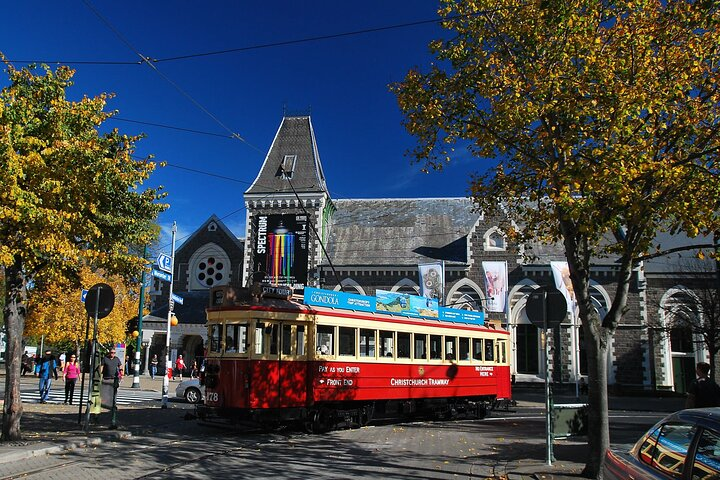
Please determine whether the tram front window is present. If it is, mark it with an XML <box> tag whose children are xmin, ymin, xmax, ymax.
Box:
<box><xmin>209</xmin><ymin>324</ymin><xmax>222</xmax><ymax>353</ymax></box>
<box><xmin>226</xmin><ymin>324</ymin><xmax>248</xmax><ymax>353</ymax></box>
<box><xmin>296</xmin><ymin>325</ymin><xmax>306</xmax><ymax>356</ymax></box>
<box><xmin>282</xmin><ymin>324</ymin><xmax>292</xmax><ymax>355</ymax></box>
<box><xmin>255</xmin><ymin>323</ymin><xmax>265</xmax><ymax>355</ymax></box>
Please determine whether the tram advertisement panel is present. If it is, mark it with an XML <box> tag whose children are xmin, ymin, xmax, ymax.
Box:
<box><xmin>376</xmin><ymin>289</ymin><xmax>439</xmax><ymax>319</ymax></box>
<box><xmin>254</xmin><ymin>214</ymin><xmax>309</xmax><ymax>286</ymax></box>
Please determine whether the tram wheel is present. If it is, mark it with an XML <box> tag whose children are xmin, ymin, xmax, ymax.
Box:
<box><xmin>303</xmin><ymin>410</ymin><xmax>319</xmax><ymax>434</ymax></box>
<box><xmin>314</xmin><ymin>407</ymin><xmax>334</xmax><ymax>433</ymax></box>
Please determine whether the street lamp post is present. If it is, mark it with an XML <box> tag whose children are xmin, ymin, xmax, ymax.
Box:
<box><xmin>132</xmin><ymin>245</ymin><xmax>148</xmax><ymax>389</ymax></box>
<box><xmin>161</xmin><ymin>222</ymin><xmax>177</xmax><ymax>408</ymax></box>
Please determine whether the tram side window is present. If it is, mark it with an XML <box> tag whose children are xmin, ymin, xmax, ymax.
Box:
<box><xmin>255</xmin><ymin>323</ymin><xmax>265</xmax><ymax>355</ymax></box>
<box><xmin>282</xmin><ymin>324</ymin><xmax>292</xmax><ymax>355</ymax></box>
<box><xmin>499</xmin><ymin>341</ymin><xmax>507</xmax><ymax>363</ymax></box>
<box><xmin>380</xmin><ymin>330</ymin><xmax>394</xmax><ymax>357</ymax></box>
<box><xmin>297</xmin><ymin>325</ymin><xmax>306</xmax><ymax>356</ymax></box>
<box><xmin>485</xmin><ymin>339</ymin><xmax>495</xmax><ymax>362</ymax></box>
<box><xmin>414</xmin><ymin>334</ymin><xmax>427</xmax><ymax>360</ymax></box>
<box><xmin>459</xmin><ymin>337</ymin><xmax>470</xmax><ymax>361</ymax></box>
<box><xmin>209</xmin><ymin>324</ymin><xmax>222</xmax><ymax>353</ymax></box>
<box><xmin>339</xmin><ymin>327</ymin><xmax>356</xmax><ymax>356</ymax></box>
<box><xmin>360</xmin><ymin>329</ymin><xmax>376</xmax><ymax>357</ymax></box>
<box><xmin>226</xmin><ymin>324</ymin><xmax>248</xmax><ymax>353</ymax></box>
<box><xmin>472</xmin><ymin>338</ymin><xmax>483</xmax><ymax>360</ymax></box>
<box><xmin>430</xmin><ymin>335</ymin><xmax>442</xmax><ymax>359</ymax></box>
<box><xmin>397</xmin><ymin>332</ymin><xmax>411</xmax><ymax>359</ymax></box>
<box><xmin>445</xmin><ymin>336</ymin><xmax>457</xmax><ymax>361</ymax></box>
<box><xmin>316</xmin><ymin>325</ymin><xmax>334</xmax><ymax>355</ymax></box>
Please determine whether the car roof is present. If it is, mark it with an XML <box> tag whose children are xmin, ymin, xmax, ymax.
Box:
<box><xmin>668</xmin><ymin>408</ymin><xmax>720</xmax><ymax>430</ymax></box>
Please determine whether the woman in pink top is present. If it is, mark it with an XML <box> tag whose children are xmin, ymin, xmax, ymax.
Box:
<box><xmin>63</xmin><ymin>354</ymin><xmax>81</xmax><ymax>405</ymax></box>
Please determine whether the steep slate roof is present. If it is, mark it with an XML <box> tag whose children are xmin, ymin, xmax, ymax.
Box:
<box><xmin>245</xmin><ymin>116</ymin><xmax>328</xmax><ymax>196</ymax></box>
<box><xmin>175</xmin><ymin>214</ymin><xmax>244</xmax><ymax>255</ymax></box>
<box><xmin>326</xmin><ymin>198</ymin><xmax>478</xmax><ymax>267</ymax></box>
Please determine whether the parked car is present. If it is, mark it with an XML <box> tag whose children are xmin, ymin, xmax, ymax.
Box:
<box><xmin>603</xmin><ymin>408</ymin><xmax>720</xmax><ymax>479</ymax></box>
<box><xmin>175</xmin><ymin>378</ymin><xmax>204</xmax><ymax>404</ymax></box>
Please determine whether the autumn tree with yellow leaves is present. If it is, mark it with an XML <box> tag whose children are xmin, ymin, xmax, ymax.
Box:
<box><xmin>0</xmin><ymin>61</ymin><xmax>166</xmax><ymax>441</ymax></box>
<box><xmin>26</xmin><ymin>267</ymin><xmax>144</xmax><ymax>352</ymax></box>
<box><xmin>393</xmin><ymin>0</ymin><xmax>720</xmax><ymax>477</ymax></box>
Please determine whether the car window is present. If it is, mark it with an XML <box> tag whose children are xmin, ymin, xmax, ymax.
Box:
<box><xmin>692</xmin><ymin>428</ymin><xmax>720</xmax><ymax>480</ymax></box>
<box><xmin>650</xmin><ymin>423</ymin><xmax>697</xmax><ymax>478</ymax></box>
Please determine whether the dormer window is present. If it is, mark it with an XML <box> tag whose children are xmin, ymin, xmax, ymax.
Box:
<box><xmin>278</xmin><ymin>155</ymin><xmax>297</xmax><ymax>179</ymax></box>
<box><xmin>484</xmin><ymin>227</ymin><xmax>506</xmax><ymax>251</ymax></box>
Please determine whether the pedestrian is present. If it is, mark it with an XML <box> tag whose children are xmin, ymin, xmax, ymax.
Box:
<box><xmin>175</xmin><ymin>354</ymin><xmax>186</xmax><ymax>380</ymax></box>
<box><xmin>686</xmin><ymin>362</ymin><xmax>720</xmax><ymax>408</ymax></box>
<box><xmin>59</xmin><ymin>352</ymin><xmax>66</xmax><ymax>370</ymax></box>
<box><xmin>21</xmin><ymin>351</ymin><xmax>31</xmax><ymax>376</ymax></box>
<box><xmin>190</xmin><ymin>360</ymin><xmax>198</xmax><ymax>378</ymax></box>
<box><xmin>150</xmin><ymin>354</ymin><xmax>158</xmax><ymax>379</ymax></box>
<box><xmin>100</xmin><ymin>348</ymin><xmax>123</xmax><ymax>381</ymax></box>
<box><xmin>34</xmin><ymin>350</ymin><xmax>58</xmax><ymax>403</ymax></box>
<box><xmin>62</xmin><ymin>354</ymin><xmax>81</xmax><ymax>405</ymax></box>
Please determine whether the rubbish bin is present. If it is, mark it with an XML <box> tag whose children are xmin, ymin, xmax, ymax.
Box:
<box><xmin>551</xmin><ymin>403</ymin><xmax>588</xmax><ymax>438</ymax></box>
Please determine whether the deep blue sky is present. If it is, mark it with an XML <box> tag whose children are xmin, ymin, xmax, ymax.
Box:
<box><xmin>1</xmin><ymin>1</ymin><xmax>480</xmax><ymax>251</ymax></box>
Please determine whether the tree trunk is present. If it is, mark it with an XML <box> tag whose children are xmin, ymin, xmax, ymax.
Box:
<box><xmin>582</xmin><ymin>311</ymin><xmax>610</xmax><ymax>478</ymax></box>
<box><xmin>2</xmin><ymin>259</ymin><xmax>27</xmax><ymax>441</ymax></box>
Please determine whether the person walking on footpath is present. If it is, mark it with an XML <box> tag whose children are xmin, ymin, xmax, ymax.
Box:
<box><xmin>34</xmin><ymin>350</ymin><xmax>58</xmax><ymax>403</ymax></box>
<box><xmin>175</xmin><ymin>355</ymin><xmax>186</xmax><ymax>380</ymax></box>
<box><xmin>150</xmin><ymin>354</ymin><xmax>158</xmax><ymax>379</ymax></box>
<box><xmin>62</xmin><ymin>354</ymin><xmax>81</xmax><ymax>405</ymax></box>
<box><xmin>686</xmin><ymin>362</ymin><xmax>720</xmax><ymax>408</ymax></box>
<box><xmin>100</xmin><ymin>348</ymin><xmax>123</xmax><ymax>381</ymax></box>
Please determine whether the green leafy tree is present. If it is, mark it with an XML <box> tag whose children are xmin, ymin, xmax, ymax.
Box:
<box><xmin>392</xmin><ymin>0</ymin><xmax>720</xmax><ymax>476</ymax></box>
<box><xmin>0</xmin><ymin>60</ymin><xmax>166</xmax><ymax>440</ymax></box>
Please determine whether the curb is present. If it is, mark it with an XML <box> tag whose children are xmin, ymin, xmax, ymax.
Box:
<box><xmin>0</xmin><ymin>430</ymin><xmax>133</xmax><ymax>465</ymax></box>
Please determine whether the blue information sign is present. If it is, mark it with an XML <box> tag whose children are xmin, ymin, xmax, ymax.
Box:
<box><xmin>152</xmin><ymin>269</ymin><xmax>172</xmax><ymax>282</ymax></box>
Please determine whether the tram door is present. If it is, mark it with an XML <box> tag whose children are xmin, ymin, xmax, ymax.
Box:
<box><xmin>253</xmin><ymin>321</ymin><xmax>307</xmax><ymax>409</ymax></box>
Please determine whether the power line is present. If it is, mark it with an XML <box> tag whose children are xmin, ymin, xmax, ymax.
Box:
<box><xmin>111</xmin><ymin>117</ymin><xmax>235</xmax><ymax>139</ymax></box>
<box><xmin>81</xmin><ymin>0</ymin><xmax>263</xmax><ymax>155</ymax></box>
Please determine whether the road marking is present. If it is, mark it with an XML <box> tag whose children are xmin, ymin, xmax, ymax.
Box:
<box><xmin>21</xmin><ymin>387</ymin><xmax>161</xmax><ymax>405</ymax></box>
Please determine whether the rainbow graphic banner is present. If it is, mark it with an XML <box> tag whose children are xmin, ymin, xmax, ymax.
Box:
<box><xmin>254</xmin><ymin>214</ymin><xmax>309</xmax><ymax>287</ymax></box>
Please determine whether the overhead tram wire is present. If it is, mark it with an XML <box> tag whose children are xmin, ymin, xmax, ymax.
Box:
<box><xmin>9</xmin><ymin>6</ymin><xmax>524</xmax><ymax>67</ymax></box>
<box><xmin>81</xmin><ymin>0</ymin><xmax>264</xmax><ymax>156</ymax></box>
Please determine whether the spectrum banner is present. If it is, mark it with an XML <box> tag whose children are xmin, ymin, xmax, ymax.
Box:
<box><xmin>254</xmin><ymin>214</ymin><xmax>309</xmax><ymax>287</ymax></box>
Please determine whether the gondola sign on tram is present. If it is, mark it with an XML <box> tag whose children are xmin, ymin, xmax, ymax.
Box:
<box><xmin>525</xmin><ymin>286</ymin><xmax>567</xmax><ymax>329</ymax></box>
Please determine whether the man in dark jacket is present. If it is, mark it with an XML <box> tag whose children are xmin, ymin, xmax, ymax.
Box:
<box><xmin>34</xmin><ymin>350</ymin><xmax>58</xmax><ymax>403</ymax></box>
<box><xmin>686</xmin><ymin>362</ymin><xmax>720</xmax><ymax>408</ymax></box>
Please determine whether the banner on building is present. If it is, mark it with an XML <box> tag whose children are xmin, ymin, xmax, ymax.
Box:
<box><xmin>418</xmin><ymin>262</ymin><xmax>445</xmax><ymax>304</ymax></box>
<box><xmin>550</xmin><ymin>261</ymin><xmax>576</xmax><ymax>313</ymax></box>
<box><xmin>254</xmin><ymin>214</ymin><xmax>309</xmax><ymax>287</ymax></box>
<box><xmin>482</xmin><ymin>261</ymin><xmax>508</xmax><ymax>313</ymax></box>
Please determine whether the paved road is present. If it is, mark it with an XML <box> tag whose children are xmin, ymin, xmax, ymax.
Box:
<box><xmin>0</xmin><ymin>402</ymin><xmax>668</xmax><ymax>480</ymax></box>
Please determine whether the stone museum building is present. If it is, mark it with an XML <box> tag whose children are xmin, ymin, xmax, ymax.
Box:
<box><xmin>142</xmin><ymin>115</ymin><xmax>716</xmax><ymax>394</ymax></box>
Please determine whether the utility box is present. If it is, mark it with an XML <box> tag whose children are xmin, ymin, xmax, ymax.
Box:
<box><xmin>552</xmin><ymin>403</ymin><xmax>588</xmax><ymax>438</ymax></box>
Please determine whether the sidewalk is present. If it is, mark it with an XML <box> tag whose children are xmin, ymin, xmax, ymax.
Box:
<box><xmin>0</xmin><ymin>376</ymin><xmax>686</xmax><ymax>479</ymax></box>
<box><xmin>0</xmin><ymin>373</ymin><xmax>191</xmax><ymax>464</ymax></box>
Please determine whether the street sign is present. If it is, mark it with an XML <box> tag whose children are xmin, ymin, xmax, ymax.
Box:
<box><xmin>81</xmin><ymin>289</ymin><xmax>88</xmax><ymax>303</ymax></box>
<box><xmin>156</xmin><ymin>253</ymin><xmax>172</xmax><ymax>273</ymax></box>
<box><xmin>171</xmin><ymin>293</ymin><xmax>184</xmax><ymax>305</ymax></box>
<box><xmin>84</xmin><ymin>283</ymin><xmax>115</xmax><ymax>319</ymax></box>
<box><xmin>526</xmin><ymin>286</ymin><xmax>567</xmax><ymax>329</ymax></box>
<box><xmin>152</xmin><ymin>269</ymin><xmax>172</xmax><ymax>282</ymax></box>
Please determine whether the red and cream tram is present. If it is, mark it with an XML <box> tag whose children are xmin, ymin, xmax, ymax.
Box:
<box><xmin>198</xmin><ymin>285</ymin><xmax>512</xmax><ymax>432</ymax></box>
